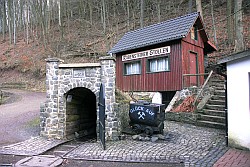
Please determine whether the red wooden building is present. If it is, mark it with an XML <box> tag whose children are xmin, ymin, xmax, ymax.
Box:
<box><xmin>109</xmin><ymin>12</ymin><xmax>216</xmax><ymax>104</ymax></box>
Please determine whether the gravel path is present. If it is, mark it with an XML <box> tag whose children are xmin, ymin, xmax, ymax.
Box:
<box><xmin>0</xmin><ymin>89</ymin><xmax>46</xmax><ymax>146</ymax></box>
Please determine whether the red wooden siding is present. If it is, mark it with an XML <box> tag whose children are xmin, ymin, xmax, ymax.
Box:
<box><xmin>181</xmin><ymin>30</ymin><xmax>205</xmax><ymax>87</ymax></box>
<box><xmin>114</xmin><ymin>17</ymin><xmax>211</xmax><ymax>92</ymax></box>
<box><xmin>116</xmin><ymin>42</ymin><xmax>183</xmax><ymax>92</ymax></box>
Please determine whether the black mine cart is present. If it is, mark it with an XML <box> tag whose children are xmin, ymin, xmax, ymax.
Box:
<box><xmin>129</xmin><ymin>101</ymin><xmax>165</xmax><ymax>135</ymax></box>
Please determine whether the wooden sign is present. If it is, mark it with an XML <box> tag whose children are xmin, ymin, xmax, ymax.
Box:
<box><xmin>122</xmin><ymin>46</ymin><xmax>170</xmax><ymax>61</ymax></box>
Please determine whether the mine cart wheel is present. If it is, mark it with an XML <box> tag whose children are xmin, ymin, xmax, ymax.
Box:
<box><xmin>159</xmin><ymin>128</ymin><xmax>163</xmax><ymax>134</ymax></box>
<box><xmin>159</xmin><ymin>124</ymin><xmax>164</xmax><ymax>134</ymax></box>
<box><xmin>132</xmin><ymin>124</ymin><xmax>141</xmax><ymax>134</ymax></box>
<box><xmin>144</xmin><ymin>126</ymin><xmax>154</xmax><ymax>136</ymax></box>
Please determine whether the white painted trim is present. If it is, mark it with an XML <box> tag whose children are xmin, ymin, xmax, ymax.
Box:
<box><xmin>59</xmin><ymin>63</ymin><xmax>101</xmax><ymax>68</ymax></box>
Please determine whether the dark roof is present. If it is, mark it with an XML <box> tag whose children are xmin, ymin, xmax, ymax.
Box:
<box><xmin>109</xmin><ymin>12</ymin><xmax>203</xmax><ymax>54</ymax></box>
<box><xmin>218</xmin><ymin>49</ymin><xmax>250</xmax><ymax>64</ymax></box>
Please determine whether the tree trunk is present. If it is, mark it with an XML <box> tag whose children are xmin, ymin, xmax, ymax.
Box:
<box><xmin>189</xmin><ymin>0</ymin><xmax>193</xmax><ymax>13</ymax></box>
<box><xmin>196</xmin><ymin>0</ymin><xmax>203</xmax><ymax>20</ymax></box>
<box><xmin>0</xmin><ymin>2</ymin><xmax>3</xmax><ymax>37</ymax></box>
<box><xmin>101</xmin><ymin>0</ymin><xmax>106</xmax><ymax>34</ymax></box>
<box><xmin>227</xmin><ymin>0</ymin><xmax>233</xmax><ymax>44</ymax></box>
<box><xmin>39</xmin><ymin>0</ymin><xmax>47</xmax><ymax>47</ymax></box>
<box><xmin>89</xmin><ymin>1</ymin><xmax>93</xmax><ymax>25</ymax></box>
<box><xmin>126</xmin><ymin>0</ymin><xmax>130</xmax><ymax>30</ymax></box>
<box><xmin>13</xmin><ymin>0</ymin><xmax>16</xmax><ymax>45</ymax></box>
<box><xmin>234</xmin><ymin>0</ymin><xmax>244</xmax><ymax>52</ymax></box>
<box><xmin>7</xmin><ymin>0</ymin><xmax>13</xmax><ymax>44</ymax></box>
<box><xmin>140</xmin><ymin>0</ymin><xmax>144</xmax><ymax>28</ymax></box>
<box><xmin>58</xmin><ymin>0</ymin><xmax>64</xmax><ymax>40</ymax></box>
<box><xmin>2</xmin><ymin>0</ymin><xmax>7</xmax><ymax>40</ymax></box>
<box><xmin>210</xmin><ymin>0</ymin><xmax>217</xmax><ymax>46</ymax></box>
<box><xmin>101</xmin><ymin>0</ymin><xmax>108</xmax><ymax>50</ymax></box>
<box><xmin>25</xmin><ymin>0</ymin><xmax>29</xmax><ymax>44</ymax></box>
<box><xmin>58</xmin><ymin>0</ymin><xmax>61</xmax><ymax>27</ymax></box>
<box><xmin>157</xmin><ymin>0</ymin><xmax>161</xmax><ymax>22</ymax></box>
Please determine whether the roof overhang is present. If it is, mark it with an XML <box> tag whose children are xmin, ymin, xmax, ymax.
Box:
<box><xmin>109</xmin><ymin>12</ymin><xmax>200</xmax><ymax>54</ymax></box>
<box><xmin>218</xmin><ymin>49</ymin><xmax>250</xmax><ymax>64</ymax></box>
<box><xmin>204</xmin><ymin>40</ymin><xmax>217</xmax><ymax>54</ymax></box>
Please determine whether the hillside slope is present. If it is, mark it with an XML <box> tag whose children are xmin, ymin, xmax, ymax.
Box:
<box><xmin>0</xmin><ymin>0</ymin><xmax>249</xmax><ymax>91</ymax></box>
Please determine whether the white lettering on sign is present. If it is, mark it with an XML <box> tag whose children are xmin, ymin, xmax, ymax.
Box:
<box><xmin>138</xmin><ymin>111</ymin><xmax>145</xmax><ymax>119</ymax></box>
<box><xmin>145</xmin><ymin>108</ymin><xmax>154</xmax><ymax>116</ymax></box>
<box><xmin>73</xmin><ymin>69</ymin><xmax>85</xmax><ymax>78</ymax></box>
<box><xmin>130</xmin><ymin>106</ymin><xmax>155</xmax><ymax>117</ymax></box>
<box><xmin>130</xmin><ymin>106</ymin><xmax>145</xmax><ymax>113</ymax></box>
<box><xmin>122</xmin><ymin>46</ymin><xmax>170</xmax><ymax>61</ymax></box>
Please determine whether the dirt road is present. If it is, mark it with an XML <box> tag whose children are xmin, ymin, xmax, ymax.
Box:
<box><xmin>0</xmin><ymin>89</ymin><xmax>46</xmax><ymax>146</ymax></box>
<box><xmin>0</xmin><ymin>90</ymin><xmax>183</xmax><ymax>167</ymax></box>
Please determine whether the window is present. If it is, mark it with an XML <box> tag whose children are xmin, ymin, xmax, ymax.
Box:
<box><xmin>147</xmin><ymin>56</ymin><xmax>170</xmax><ymax>73</ymax></box>
<box><xmin>124</xmin><ymin>61</ymin><xmax>141</xmax><ymax>75</ymax></box>
<box><xmin>191</xmin><ymin>25</ymin><xmax>198</xmax><ymax>40</ymax></box>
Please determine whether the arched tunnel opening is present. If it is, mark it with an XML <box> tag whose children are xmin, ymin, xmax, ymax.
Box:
<box><xmin>65</xmin><ymin>87</ymin><xmax>97</xmax><ymax>140</ymax></box>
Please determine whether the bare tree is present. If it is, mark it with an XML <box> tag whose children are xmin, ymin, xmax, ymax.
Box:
<box><xmin>234</xmin><ymin>0</ymin><xmax>244</xmax><ymax>52</ymax></box>
<box><xmin>24</xmin><ymin>0</ymin><xmax>30</xmax><ymax>44</ymax></box>
<box><xmin>210</xmin><ymin>0</ymin><xmax>217</xmax><ymax>46</ymax></box>
<box><xmin>126</xmin><ymin>0</ymin><xmax>130</xmax><ymax>30</ymax></box>
<box><xmin>1</xmin><ymin>0</ymin><xmax>7</xmax><ymax>41</ymax></box>
<box><xmin>7</xmin><ymin>0</ymin><xmax>13</xmax><ymax>44</ymax></box>
<box><xmin>189</xmin><ymin>0</ymin><xmax>193</xmax><ymax>13</ymax></box>
<box><xmin>57</xmin><ymin>0</ymin><xmax>64</xmax><ymax>40</ymax></box>
<box><xmin>226</xmin><ymin>0</ymin><xmax>234</xmax><ymax>45</ymax></box>
<box><xmin>196</xmin><ymin>0</ymin><xmax>203</xmax><ymax>20</ymax></box>
<box><xmin>89</xmin><ymin>1</ymin><xmax>93</xmax><ymax>25</ymax></box>
<box><xmin>13</xmin><ymin>0</ymin><xmax>16</xmax><ymax>45</ymax></box>
<box><xmin>140</xmin><ymin>0</ymin><xmax>144</xmax><ymax>28</ymax></box>
<box><xmin>156</xmin><ymin>0</ymin><xmax>161</xmax><ymax>22</ymax></box>
<box><xmin>101</xmin><ymin>0</ymin><xmax>106</xmax><ymax>33</ymax></box>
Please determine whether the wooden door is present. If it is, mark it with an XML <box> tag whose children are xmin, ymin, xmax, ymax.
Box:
<box><xmin>189</xmin><ymin>52</ymin><xmax>198</xmax><ymax>86</ymax></box>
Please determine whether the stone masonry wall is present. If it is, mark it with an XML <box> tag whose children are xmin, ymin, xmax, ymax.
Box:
<box><xmin>100</xmin><ymin>56</ymin><xmax>117</xmax><ymax>140</ymax></box>
<box><xmin>40</xmin><ymin>58</ymin><xmax>61</xmax><ymax>139</ymax></box>
<box><xmin>40</xmin><ymin>56</ymin><xmax>118</xmax><ymax>140</ymax></box>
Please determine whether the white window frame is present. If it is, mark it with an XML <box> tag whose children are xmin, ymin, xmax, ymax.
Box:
<box><xmin>124</xmin><ymin>61</ymin><xmax>141</xmax><ymax>75</ymax></box>
<box><xmin>147</xmin><ymin>56</ymin><xmax>170</xmax><ymax>73</ymax></box>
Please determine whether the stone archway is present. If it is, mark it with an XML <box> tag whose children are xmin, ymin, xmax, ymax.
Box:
<box><xmin>65</xmin><ymin>87</ymin><xmax>97</xmax><ymax>140</ymax></box>
<box><xmin>40</xmin><ymin>57</ymin><xmax>118</xmax><ymax>141</ymax></box>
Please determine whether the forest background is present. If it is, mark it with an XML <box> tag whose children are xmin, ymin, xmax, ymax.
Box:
<box><xmin>0</xmin><ymin>0</ymin><xmax>249</xmax><ymax>91</ymax></box>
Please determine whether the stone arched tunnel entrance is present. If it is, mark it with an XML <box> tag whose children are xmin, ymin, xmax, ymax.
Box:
<box><xmin>65</xmin><ymin>87</ymin><xmax>97</xmax><ymax>139</ymax></box>
<box><xmin>40</xmin><ymin>56</ymin><xmax>118</xmax><ymax>141</ymax></box>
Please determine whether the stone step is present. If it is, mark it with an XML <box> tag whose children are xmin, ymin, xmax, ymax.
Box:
<box><xmin>201</xmin><ymin>109</ymin><xmax>226</xmax><ymax>117</ymax></box>
<box><xmin>207</xmin><ymin>99</ymin><xmax>225</xmax><ymax>105</ymax></box>
<box><xmin>213</xmin><ymin>90</ymin><xmax>226</xmax><ymax>96</ymax></box>
<box><xmin>199</xmin><ymin>114</ymin><xmax>225</xmax><ymax>123</ymax></box>
<box><xmin>205</xmin><ymin>104</ymin><xmax>225</xmax><ymax>110</ymax></box>
<box><xmin>211</xmin><ymin>80</ymin><xmax>225</xmax><ymax>85</ymax></box>
<box><xmin>211</xmin><ymin>80</ymin><xmax>225</xmax><ymax>84</ymax></box>
<box><xmin>210</xmin><ymin>79</ymin><xmax>225</xmax><ymax>83</ymax></box>
<box><xmin>211</xmin><ymin>95</ymin><xmax>225</xmax><ymax>100</ymax></box>
<box><xmin>197</xmin><ymin>120</ymin><xmax>225</xmax><ymax>129</ymax></box>
<box><xmin>211</xmin><ymin>85</ymin><xmax>225</xmax><ymax>90</ymax></box>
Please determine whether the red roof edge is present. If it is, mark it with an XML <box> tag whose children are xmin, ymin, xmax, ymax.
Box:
<box><xmin>204</xmin><ymin>40</ymin><xmax>217</xmax><ymax>54</ymax></box>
